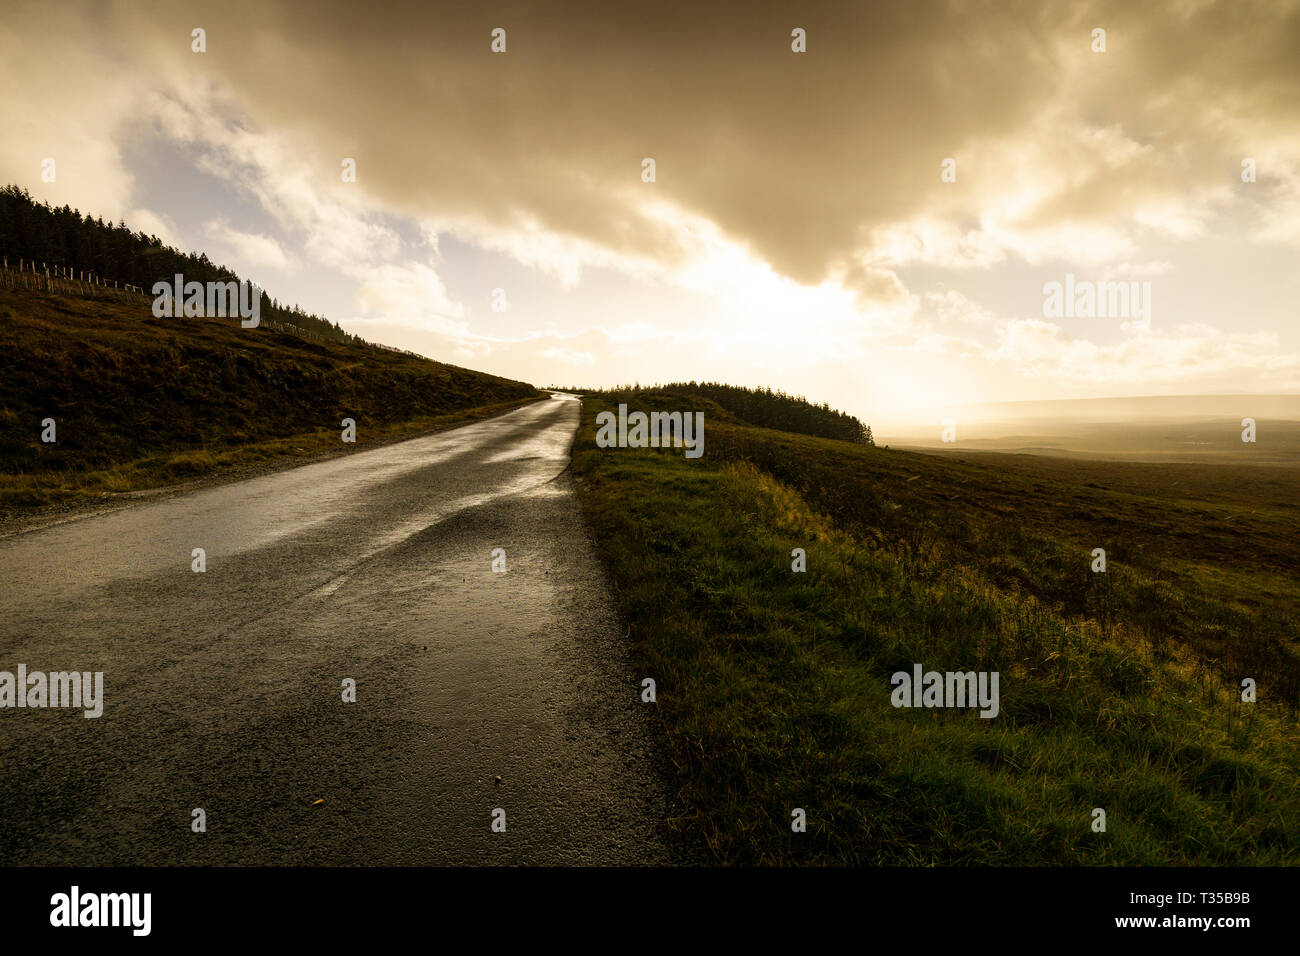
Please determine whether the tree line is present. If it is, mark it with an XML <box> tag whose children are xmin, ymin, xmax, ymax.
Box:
<box><xmin>574</xmin><ymin>380</ymin><xmax>874</xmax><ymax>444</ymax></box>
<box><xmin>0</xmin><ymin>184</ymin><xmax>361</xmax><ymax>345</ymax></box>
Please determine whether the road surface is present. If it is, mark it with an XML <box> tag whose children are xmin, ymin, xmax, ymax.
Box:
<box><xmin>0</xmin><ymin>394</ymin><xmax>687</xmax><ymax>865</ymax></box>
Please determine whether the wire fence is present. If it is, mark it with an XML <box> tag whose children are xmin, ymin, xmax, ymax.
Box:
<box><xmin>0</xmin><ymin>256</ymin><xmax>146</xmax><ymax>301</ymax></box>
<box><xmin>0</xmin><ymin>255</ymin><xmax>429</xmax><ymax>358</ymax></box>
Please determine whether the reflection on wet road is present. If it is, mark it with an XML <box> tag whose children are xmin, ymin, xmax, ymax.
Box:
<box><xmin>0</xmin><ymin>394</ymin><xmax>684</xmax><ymax>865</ymax></box>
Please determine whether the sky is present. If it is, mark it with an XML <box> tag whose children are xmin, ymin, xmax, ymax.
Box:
<box><xmin>3</xmin><ymin>0</ymin><xmax>1299</xmax><ymax>428</ymax></box>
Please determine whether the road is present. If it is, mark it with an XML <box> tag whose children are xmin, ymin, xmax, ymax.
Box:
<box><xmin>0</xmin><ymin>394</ymin><xmax>687</xmax><ymax>865</ymax></box>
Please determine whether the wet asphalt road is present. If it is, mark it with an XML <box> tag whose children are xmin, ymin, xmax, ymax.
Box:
<box><xmin>0</xmin><ymin>394</ymin><xmax>687</xmax><ymax>865</ymax></box>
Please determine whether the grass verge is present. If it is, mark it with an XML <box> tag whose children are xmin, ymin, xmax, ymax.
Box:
<box><xmin>572</xmin><ymin>394</ymin><xmax>1300</xmax><ymax>865</ymax></box>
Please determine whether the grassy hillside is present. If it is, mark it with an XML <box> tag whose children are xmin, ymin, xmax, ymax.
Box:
<box><xmin>572</xmin><ymin>390</ymin><xmax>1300</xmax><ymax>865</ymax></box>
<box><xmin>579</xmin><ymin>382</ymin><xmax>872</xmax><ymax>443</ymax></box>
<box><xmin>582</xmin><ymin>382</ymin><xmax>873</xmax><ymax>444</ymax></box>
<box><xmin>1</xmin><ymin>184</ymin><xmax>359</xmax><ymax>344</ymax></box>
<box><xmin>0</xmin><ymin>287</ymin><xmax>542</xmax><ymax>510</ymax></box>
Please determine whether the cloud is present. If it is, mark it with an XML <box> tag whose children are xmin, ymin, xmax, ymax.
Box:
<box><xmin>987</xmin><ymin>318</ymin><xmax>1300</xmax><ymax>388</ymax></box>
<box><xmin>13</xmin><ymin>1</ymin><xmax>1300</xmax><ymax>278</ymax></box>
<box><xmin>924</xmin><ymin>290</ymin><xmax>1000</xmax><ymax>330</ymax></box>
<box><xmin>204</xmin><ymin>219</ymin><xmax>294</xmax><ymax>273</ymax></box>
<box><xmin>144</xmin><ymin>87</ymin><xmax>404</xmax><ymax>272</ymax></box>
<box><xmin>349</xmin><ymin>261</ymin><xmax>467</xmax><ymax>335</ymax></box>
<box><xmin>4</xmin><ymin>0</ymin><xmax>1300</xmax><ymax>406</ymax></box>
<box><xmin>128</xmin><ymin>208</ymin><xmax>183</xmax><ymax>249</ymax></box>
<box><xmin>539</xmin><ymin>346</ymin><xmax>597</xmax><ymax>366</ymax></box>
<box><xmin>15</xmin><ymin>1</ymin><xmax>1300</xmax><ymax>283</ymax></box>
<box><xmin>0</xmin><ymin>4</ymin><xmax>138</xmax><ymax>218</ymax></box>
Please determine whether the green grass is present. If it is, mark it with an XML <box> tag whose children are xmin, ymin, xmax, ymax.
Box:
<box><xmin>572</xmin><ymin>391</ymin><xmax>1300</xmax><ymax>865</ymax></box>
<box><xmin>0</xmin><ymin>288</ymin><xmax>544</xmax><ymax>508</ymax></box>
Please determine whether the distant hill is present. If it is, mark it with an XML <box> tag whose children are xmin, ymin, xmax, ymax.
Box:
<box><xmin>876</xmin><ymin>394</ymin><xmax>1300</xmax><ymax>464</ymax></box>
<box><xmin>884</xmin><ymin>393</ymin><xmax>1300</xmax><ymax>427</ymax></box>
<box><xmin>569</xmin><ymin>381</ymin><xmax>873</xmax><ymax>444</ymax></box>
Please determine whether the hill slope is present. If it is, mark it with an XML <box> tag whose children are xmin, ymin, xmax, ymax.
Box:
<box><xmin>1</xmin><ymin>184</ymin><xmax>357</xmax><ymax>344</ymax></box>
<box><xmin>572</xmin><ymin>392</ymin><xmax>1300</xmax><ymax>865</ymax></box>
<box><xmin>579</xmin><ymin>382</ymin><xmax>873</xmax><ymax>443</ymax></box>
<box><xmin>0</xmin><ymin>287</ymin><xmax>542</xmax><ymax>510</ymax></box>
